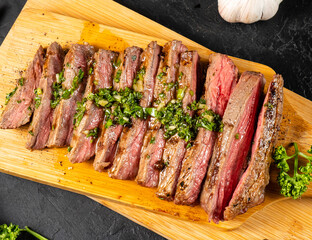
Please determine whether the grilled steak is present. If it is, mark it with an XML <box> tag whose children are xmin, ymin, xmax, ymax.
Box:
<box><xmin>156</xmin><ymin>51</ymin><xmax>199</xmax><ymax>200</ymax></box>
<box><xmin>109</xmin><ymin>41</ymin><xmax>161</xmax><ymax>180</ymax></box>
<box><xmin>224</xmin><ymin>75</ymin><xmax>283</xmax><ymax>220</ymax></box>
<box><xmin>26</xmin><ymin>42</ymin><xmax>64</xmax><ymax>149</ymax></box>
<box><xmin>175</xmin><ymin>54</ymin><xmax>238</xmax><ymax>205</ymax></box>
<box><xmin>200</xmin><ymin>71</ymin><xmax>264</xmax><ymax>223</ymax></box>
<box><xmin>47</xmin><ymin>44</ymin><xmax>94</xmax><ymax>147</ymax></box>
<box><xmin>136</xmin><ymin>40</ymin><xmax>187</xmax><ymax>187</ymax></box>
<box><xmin>94</xmin><ymin>46</ymin><xmax>142</xmax><ymax>171</ymax></box>
<box><xmin>68</xmin><ymin>50</ymin><xmax>118</xmax><ymax>163</ymax></box>
<box><xmin>0</xmin><ymin>46</ymin><xmax>45</xmax><ymax>129</ymax></box>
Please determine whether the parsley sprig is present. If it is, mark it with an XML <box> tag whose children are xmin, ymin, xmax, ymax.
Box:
<box><xmin>273</xmin><ymin>143</ymin><xmax>312</xmax><ymax>199</ymax></box>
<box><xmin>0</xmin><ymin>223</ymin><xmax>47</xmax><ymax>240</ymax></box>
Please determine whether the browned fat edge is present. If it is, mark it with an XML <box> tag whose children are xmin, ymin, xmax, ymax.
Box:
<box><xmin>156</xmin><ymin>50</ymin><xmax>200</xmax><ymax>201</ymax></box>
<box><xmin>47</xmin><ymin>43</ymin><xmax>94</xmax><ymax>148</ymax></box>
<box><xmin>223</xmin><ymin>75</ymin><xmax>284</xmax><ymax>221</ymax></box>
<box><xmin>94</xmin><ymin>46</ymin><xmax>142</xmax><ymax>171</ymax></box>
<box><xmin>0</xmin><ymin>46</ymin><xmax>45</xmax><ymax>129</ymax></box>
<box><xmin>26</xmin><ymin>42</ymin><xmax>65</xmax><ymax>150</ymax></box>
<box><xmin>68</xmin><ymin>50</ymin><xmax>118</xmax><ymax>163</ymax></box>
<box><xmin>109</xmin><ymin>41</ymin><xmax>161</xmax><ymax>180</ymax></box>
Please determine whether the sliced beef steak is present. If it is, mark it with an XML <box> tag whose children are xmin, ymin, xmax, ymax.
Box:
<box><xmin>68</xmin><ymin>50</ymin><xmax>118</xmax><ymax>163</ymax></box>
<box><xmin>0</xmin><ymin>46</ymin><xmax>45</xmax><ymax>129</ymax></box>
<box><xmin>156</xmin><ymin>51</ymin><xmax>199</xmax><ymax>200</ymax></box>
<box><xmin>136</xmin><ymin>40</ymin><xmax>187</xmax><ymax>187</ymax></box>
<box><xmin>94</xmin><ymin>46</ymin><xmax>142</xmax><ymax>171</ymax></box>
<box><xmin>175</xmin><ymin>54</ymin><xmax>238</xmax><ymax>205</ymax></box>
<box><xmin>47</xmin><ymin>44</ymin><xmax>94</xmax><ymax>147</ymax></box>
<box><xmin>224</xmin><ymin>75</ymin><xmax>283</xmax><ymax>220</ymax></box>
<box><xmin>26</xmin><ymin>42</ymin><xmax>64</xmax><ymax>149</ymax></box>
<box><xmin>200</xmin><ymin>71</ymin><xmax>264</xmax><ymax>223</ymax></box>
<box><xmin>109</xmin><ymin>41</ymin><xmax>161</xmax><ymax>180</ymax></box>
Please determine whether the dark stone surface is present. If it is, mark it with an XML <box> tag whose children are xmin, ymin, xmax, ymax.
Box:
<box><xmin>0</xmin><ymin>0</ymin><xmax>311</xmax><ymax>239</ymax></box>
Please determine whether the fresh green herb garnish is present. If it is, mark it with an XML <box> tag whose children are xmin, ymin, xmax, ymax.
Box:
<box><xmin>133</xmin><ymin>67</ymin><xmax>146</xmax><ymax>84</ymax></box>
<box><xmin>166</xmin><ymin>82</ymin><xmax>178</xmax><ymax>91</ymax></box>
<box><xmin>177</xmin><ymin>87</ymin><xmax>187</xmax><ymax>100</ymax></box>
<box><xmin>0</xmin><ymin>223</ymin><xmax>48</xmax><ymax>240</ymax></box>
<box><xmin>88</xmin><ymin>67</ymin><xmax>93</xmax><ymax>75</ymax></box>
<box><xmin>235</xmin><ymin>133</ymin><xmax>240</xmax><ymax>139</ymax></box>
<box><xmin>34</xmin><ymin>88</ymin><xmax>43</xmax><ymax>109</ymax></box>
<box><xmin>86</xmin><ymin>128</ymin><xmax>99</xmax><ymax>142</ymax></box>
<box><xmin>150</xmin><ymin>137</ymin><xmax>156</xmax><ymax>144</ymax></box>
<box><xmin>28</xmin><ymin>130</ymin><xmax>34</xmax><ymax>136</ymax></box>
<box><xmin>5</xmin><ymin>87</ymin><xmax>18</xmax><ymax>105</ymax></box>
<box><xmin>178</xmin><ymin>72</ymin><xmax>184</xmax><ymax>81</ymax></box>
<box><xmin>114</xmin><ymin>70</ymin><xmax>122</xmax><ymax>83</ymax></box>
<box><xmin>51</xmin><ymin>68</ymin><xmax>84</xmax><ymax>108</ymax></box>
<box><xmin>73</xmin><ymin>98</ymin><xmax>87</xmax><ymax>128</ymax></box>
<box><xmin>264</xmin><ymin>102</ymin><xmax>274</xmax><ymax>109</ymax></box>
<box><xmin>273</xmin><ymin>143</ymin><xmax>312</xmax><ymax>199</ymax></box>
<box><xmin>157</xmin><ymin>71</ymin><xmax>165</xmax><ymax>80</ymax></box>
<box><xmin>19</xmin><ymin>78</ymin><xmax>24</xmax><ymax>86</ymax></box>
<box><xmin>113</xmin><ymin>59</ymin><xmax>121</xmax><ymax>69</ymax></box>
<box><xmin>17</xmin><ymin>100</ymin><xmax>21</xmax><ymax>104</ymax></box>
<box><xmin>67</xmin><ymin>146</ymin><xmax>72</xmax><ymax>152</ymax></box>
<box><xmin>62</xmin><ymin>69</ymin><xmax>84</xmax><ymax>99</ymax></box>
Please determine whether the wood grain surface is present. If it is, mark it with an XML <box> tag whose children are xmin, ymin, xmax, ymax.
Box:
<box><xmin>0</xmin><ymin>1</ymin><xmax>311</xmax><ymax>238</ymax></box>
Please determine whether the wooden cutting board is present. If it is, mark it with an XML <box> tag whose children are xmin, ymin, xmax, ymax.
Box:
<box><xmin>0</xmin><ymin>1</ymin><xmax>311</xmax><ymax>238</ymax></box>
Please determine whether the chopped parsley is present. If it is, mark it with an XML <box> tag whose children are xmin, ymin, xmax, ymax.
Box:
<box><xmin>28</xmin><ymin>130</ymin><xmax>34</xmax><ymax>136</ymax></box>
<box><xmin>67</xmin><ymin>146</ymin><xmax>72</xmax><ymax>152</ymax></box>
<box><xmin>150</xmin><ymin>137</ymin><xmax>156</xmax><ymax>144</ymax></box>
<box><xmin>86</xmin><ymin>128</ymin><xmax>99</xmax><ymax>142</ymax></box>
<box><xmin>19</xmin><ymin>78</ymin><xmax>24</xmax><ymax>86</ymax></box>
<box><xmin>235</xmin><ymin>133</ymin><xmax>240</xmax><ymax>139</ymax></box>
<box><xmin>178</xmin><ymin>72</ymin><xmax>184</xmax><ymax>81</ymax></box>
<box><xmin>34</xmin><ymin>88</ymin><xmax>43</xmax><ymax>109</ymax></box>
<box><xmin>51</xmin><ymin>68</ymin><xmax>85</xmax><ymax>108</ymax></box>
<box><xmin>131</xmin><ymin>55</ymin><xmax>137</xmax><ymax>61</ymax></box>
<box><xmin>264</xmin><ymin>102</ymin><xmax>274</xmax><ymax>109</ymax></box>
<box><xmin>133</xmin><ymin>67</ymin><xmax>146</xmax><ymax>84</ymax></box>
<box><xmin>5</xmin><ymin>87</ymin><xmax>17</xmax><ymax>105</ymax></box>
<box><xmin>113</xmin><ymin>59</ymin><xmax>121</xmax><ymax>69</ymax></box>
<box><xmin>114</xmin><ymin>70</ymin><xmax>122</xmax><ymax>83</ymax></box>
<box><xmin>73</xmin><ymin>98</ymin><xmax>87</xmax><ymax>128</ymax></box>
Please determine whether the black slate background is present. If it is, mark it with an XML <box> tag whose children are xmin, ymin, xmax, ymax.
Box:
<box><xmin>0</xmin><ymin>0</ymin><xmax>311</xmax><ymax>239</ymax></box>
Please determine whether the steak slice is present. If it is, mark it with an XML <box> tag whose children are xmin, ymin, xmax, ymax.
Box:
<box><xmin>26</xmin><ymin>42</ymin><xmax>64</xmax><ymax>150</ymax></box>
<box><xmin>224</xmin><ymin>75</ymin><xmax>284</xmax><ymax>221</ymax></box>
<box><xmin>175</xmin><ymin>54</ymin><xmax>238</xmax><ymax>205</ymax></box>
<box><xmin>109</xmin><ymin>41</ymin><xmax>161</xmax><ymax>180</ymax></box>
<box><xmin>47</xmin><ymin>44</ymin><xmax>94</xmax><ymax>147</ymax></box>
<box><xmin>0</xmin><ymin>46</ymin><xmax>45</xmax><ymax>129</ymax></box>
<box><xmin>200</xmin><ymin>71</ymin><xmax>264</xmax><ymax>223</ymax></box>
<box><xmin>94</xmin><ymin>46</ymin><xmax>142</xmax><ymax>171</ymax></box>
<box><xmin>136</xmin><ymin>40</ymin><xmax>187</xmax><ymax>187</ymax></box>
<box><xmin>68</xmin><ymin>50</ymin><xmax>118</xmax><ymax>163</ymax></box>
<box><xmin>156</xmin><ymin>51</ymin><xmax>199</xmax><ymax>200</ymax></box>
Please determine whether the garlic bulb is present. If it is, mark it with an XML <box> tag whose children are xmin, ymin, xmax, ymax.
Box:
<box><xmin>218</xmin><ymin>0</ymin><xmax>283</xmax><ymax>24</ymax></box>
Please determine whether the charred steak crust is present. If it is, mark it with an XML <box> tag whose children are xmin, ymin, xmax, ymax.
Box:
<box><xmin>0</xmin><ymin>46</ymin><xmax>45</xmax><ymax>129</ymax></box>
<box><xmin>109</xmin><ymin>41</ymin><xmax>161</xmax><ymax>180</ymax></box>
<box><xmin>200</xmin><ymin>71</ymin><xmax>265</xmax><ymax>223</ymax></box>
<box><xmin>47</xmin><ymin>44</ymin><xmax>95</xmax><ymax>147</ymax></box>
<box><xmin>68</xmin><ymin>50</ymin><xmax>118</xmax><ymax>163</ymax></box>
<box><xmin>223</xmin><ymin>75</ymin><xmax>284</xmax><ymax>220</ymax></box>
<box><xmin>93</xmin><ymin>46</ymin><xmax>142</xmax><ymax>171</ymax></box>
<box><xmin>156</xmin><ymin>51</ymin><xmax>199</xmax><ymax>201</ymax></box>
<box><xmin>26</xmin><ymin>42</ymin><xmax>64</xmax><ymax>150</ymax></box>
<box><xmin>136</xmin><ymin>40</ymin><xmax>186</xmax><ymax>188</ymax></box>
<box><xmin>174</xmin><ymin>54</ymin><xmax>238</xmax><ymax>205</ymax></box>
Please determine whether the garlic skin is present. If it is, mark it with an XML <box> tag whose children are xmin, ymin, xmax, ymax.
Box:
<box><xmin>218</xmin><ymin>0</ymin><xmax>283</xmax><ymax>24</ymax></box>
